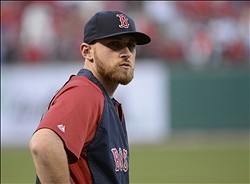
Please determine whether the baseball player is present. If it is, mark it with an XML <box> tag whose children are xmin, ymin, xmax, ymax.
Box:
<box><xmin>29</xmin><ymin>10</ymin><xmax>151</xmax><ymax>184</ymax></box>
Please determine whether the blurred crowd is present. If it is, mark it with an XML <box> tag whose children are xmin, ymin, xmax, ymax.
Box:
<box><xmin>2</xmin><ymin>1</ymin><xmax>249</xmax><ymax>67</ymax></box>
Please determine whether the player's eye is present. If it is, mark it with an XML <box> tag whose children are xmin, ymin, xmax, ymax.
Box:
<box><xmin>104</xmin><ymin>40</ymin><xmax>136</xmax><ymax>52</ymax></box>
<box><xmin>107</xmin><ymin>41</ymin><xmax>122</xmax><ymax>50</ymax></box>
<box><xmin>127</xmin><ymin>42</ymin><xmax>136</xmax><ymax>52</ymax></box>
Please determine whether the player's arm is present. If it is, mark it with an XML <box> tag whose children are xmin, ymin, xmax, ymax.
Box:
<box><xmin>29</xmin><ymin>128</ymin><xmax>70</xmax><ymax>184</ymax></box>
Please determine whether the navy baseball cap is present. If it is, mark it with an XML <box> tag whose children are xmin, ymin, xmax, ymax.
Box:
<box><xmin>84</xmin><ymin>10</ymin><xmax>151</xmax><ymax>45</ymax></box>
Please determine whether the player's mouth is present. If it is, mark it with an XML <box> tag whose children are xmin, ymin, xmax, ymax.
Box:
<box><xmin>119</xmin><ymin>62</ymin><xmax>131</xmax><ymax>69</ymax></box>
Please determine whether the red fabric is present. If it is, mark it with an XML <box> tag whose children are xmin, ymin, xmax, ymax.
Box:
<box><xmin>36</xmin><ymin>75</ymin><xmax>104</xmax><ymax>183</ymax></box>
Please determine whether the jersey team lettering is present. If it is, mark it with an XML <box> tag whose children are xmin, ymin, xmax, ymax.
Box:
<box><xmin>111</xmin><ymin>148</ymin><xmax>128</xmax><ymax>172</ymax></box>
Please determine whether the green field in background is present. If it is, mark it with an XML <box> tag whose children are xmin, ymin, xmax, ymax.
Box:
<box><xmin>1</xmin><ymin>134</ymin><xmax>249</xmax><ymax>184</ymax></box>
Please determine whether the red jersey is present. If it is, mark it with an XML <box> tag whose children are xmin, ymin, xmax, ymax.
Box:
<box><xmin>36</xmin><ymin>75</ymin><xmax>104</xmax><ymax>183</ymax></box>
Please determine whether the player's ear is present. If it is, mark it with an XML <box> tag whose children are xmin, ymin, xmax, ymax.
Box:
<box><xmin>80</xmin><ymin>43</ymin><xmax>94</xmax><ymax>62</ymax></box>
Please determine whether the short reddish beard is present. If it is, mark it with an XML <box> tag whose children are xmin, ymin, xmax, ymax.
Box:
<box><xmin>94</xmin><ymin>51</ymin><xmax>134</xmax><ymax>85</ymax></box>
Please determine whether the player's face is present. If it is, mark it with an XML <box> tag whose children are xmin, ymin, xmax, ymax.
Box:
<box><xmin>93</xmin><ymin>35</ymin><xmax>136</xmax><ymax>85</ymax></box>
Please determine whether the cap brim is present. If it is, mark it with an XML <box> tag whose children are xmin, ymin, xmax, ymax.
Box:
<box><xmin>129</xmin><ymin>32</ymin><xmax>151</xmax><ymax>45</ymax></box>
<box><xmin>93</xmin><ymin>31</ymin><xmax>151</xmax><ymax>45</ymax></box>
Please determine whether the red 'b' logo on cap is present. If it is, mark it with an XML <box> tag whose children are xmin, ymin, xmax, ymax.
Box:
<box><xmin>116</xmin><ymin>14</ymin><xmax>129</xmax><ymax>29</ymax></box>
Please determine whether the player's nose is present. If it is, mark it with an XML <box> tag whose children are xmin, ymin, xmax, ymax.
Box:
<box><xmin>120</xmin><ymin>47</ymin><xmax>132</xmax><ymax>59</ymax></box>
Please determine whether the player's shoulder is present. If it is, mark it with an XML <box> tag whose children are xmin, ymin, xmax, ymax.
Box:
<box><xmin>55</xmin><ymin>75</ymin><xmax>104</xmax><ymax>104</ymax></box>
<box><xmin>66</xmin><ymin>75</ymin><xmax>103</xmax><ymax>96</ymax></box>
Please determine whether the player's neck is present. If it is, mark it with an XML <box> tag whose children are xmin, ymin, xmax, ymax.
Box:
<box><xmin>97</xmin><ymin>77</ymin><xmax>118</xmax><ymax>98</ymax></box>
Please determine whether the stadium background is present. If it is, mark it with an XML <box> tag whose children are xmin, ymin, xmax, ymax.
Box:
<box><xmin>1</xmin><ymin>1</ymin><xmax>249</xmax><ymax>183</ymax></box>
